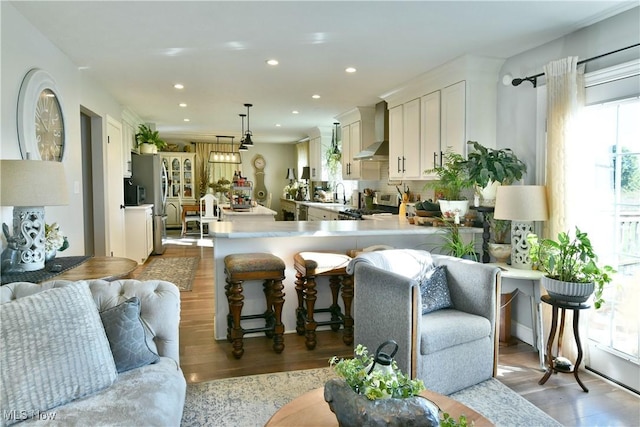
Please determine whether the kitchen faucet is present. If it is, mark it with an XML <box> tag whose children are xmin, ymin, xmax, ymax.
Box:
<box><xmin>334</xmin><ymin>182</ymin><xmax>347</xmax><ymax>205</ymax></box>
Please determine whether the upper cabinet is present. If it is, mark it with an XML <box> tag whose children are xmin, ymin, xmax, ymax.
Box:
<box><xmin>336</xmin><ymin>107</ymin><xmax>380</xmax><ymax>180</ymax></box>
<box><xmin>307</xmin><ymin>127</ymin><xmax>332</xmax><ymax>181</ymax></box>
<box><xmin>388</xmin><ymin>98</ymin><xmax>421</xmax><ymax>180</ymax></box>
<box><xmin>121</xmin><ymin>109</ymin><xmax>143</xmax><ymax>178</ymax></box>
<box><xmin>383</xmin><ymin>55</ymin><xmax>504</xmax><ymax>180</ymax></box>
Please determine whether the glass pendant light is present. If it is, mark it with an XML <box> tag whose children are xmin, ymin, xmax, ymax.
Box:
<box><xmin>332</xmin><ymin>122</ymin><xmax>341</xmax><ymax>155</ymax></box>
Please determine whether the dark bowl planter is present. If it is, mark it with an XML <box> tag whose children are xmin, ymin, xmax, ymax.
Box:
<box><xmin>323</xmin><ymin>378</ymin><xmax>439</xmax><ymax>427</ymax></box>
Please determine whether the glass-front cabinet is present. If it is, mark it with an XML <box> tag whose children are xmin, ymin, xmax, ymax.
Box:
<box><xmin>161</xmin><ymin>152</ymin><xmax>196</xmax><ymax>228</ymax></box>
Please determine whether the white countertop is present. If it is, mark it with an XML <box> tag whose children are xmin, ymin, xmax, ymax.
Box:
<box><xmin>124</xmin><ymin>204</ymin><xmax>153</xmax><ymax>210</ymax></box>
<box><xmin>209</xmin><ymin>220</ymin><xmax>481</xmax><ymax>239</ymax></box>
<box><xmin>220</xmin><ymin>204</ymin><xmax>276</xmax><ymax>216</ymax></box>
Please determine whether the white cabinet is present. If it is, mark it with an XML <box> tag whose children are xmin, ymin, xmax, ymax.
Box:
<box><xmin>121</xmin><ymin>109</ymin><xmax>143</xmax><ymax>178</ymax></box>
<box><xmin>161</xmin><ymin>153</ymin><xmax>196</xmax><ymax>227</ymax></box>
<box><xmin>125</xmin><ymin>204</ymin><xmax>153</xmax><ymax>264</ymax></box>
<box><xmin>337</xmin><ymin>107</ymin><xmax>380</xmax><ymax>180</ymax></box>
<box><xmin>308</xmin><ymin>127</ymin><xmax>332</xmax><ymax>181</ymax></box>
<box><xmin>307</xmin><ymin>206</ymin><xmax>339</xmax><ymax>221</ymax></box>
<box><xmin>388</xmin><ymin>99</ymin><xmax>421</xmax><ymax>180</ymax></box>
<box><xmin>383</xmin><ymin>55</ymin><xmax>504</xmax><ymax>180</ymax></box>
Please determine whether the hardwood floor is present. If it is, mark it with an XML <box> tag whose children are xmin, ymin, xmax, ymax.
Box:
<box><xmin>132</xmin><ymin>233</ymin><xmax>639</xmax><ymax>426</ymax></box>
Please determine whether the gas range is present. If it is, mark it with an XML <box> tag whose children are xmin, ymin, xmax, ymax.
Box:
<box><xmin>338</xmin><ymin>192</ymin><xmax>400</xmax><ymax>220</ymax></box>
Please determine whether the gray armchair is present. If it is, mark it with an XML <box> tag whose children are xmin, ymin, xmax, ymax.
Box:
<box><xmin>349</xmin><ymin>249</ymin><xmax>501</xmax><ymax>395</ymax></box>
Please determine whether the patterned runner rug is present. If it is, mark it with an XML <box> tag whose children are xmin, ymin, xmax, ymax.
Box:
<box><xmin>136</xmin><ymin>257</ymin><xmax>199</xmax><ymax>291</ymax></box>
<box><xmin>181</xmin><ymin>367</ymin><xmax>562</xmax><ymax>427</ymax></box>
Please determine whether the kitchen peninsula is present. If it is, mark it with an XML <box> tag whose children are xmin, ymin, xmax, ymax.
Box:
<box><xmin>209</xmin><ymin>220</ymin><xmax>482</xmax><ymax>340</ymax></box>
<box><xmin>219</xmin><ymin>204</ymin><xmax>277</xmax><ymax>222</ymax></box>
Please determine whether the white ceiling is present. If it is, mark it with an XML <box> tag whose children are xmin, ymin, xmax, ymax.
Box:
<box><xmin>11</xmin><ymin>1</ymin><xmax>637</xmax><ymax>144</ymax></box>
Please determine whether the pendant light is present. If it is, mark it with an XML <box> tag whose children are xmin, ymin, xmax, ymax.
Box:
<box><xmin>238</xmin><ymin>113</ymin><xmax>248</xmax><ymax>151</ymax></box>
<box><xmin>332</xmin><ymin>122</ymin><xmax>341</xmax><ymax>155</ymax></box>
<box><xmin>243</xmin><ymin>103</ymin><xmax>254</xmax><ymax>146</ymax></box>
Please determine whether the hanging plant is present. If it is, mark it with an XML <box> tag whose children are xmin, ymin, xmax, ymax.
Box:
<box><xmin>326</xmin><ymin>145</ymin><xmax>342</xmax><ymax>180</ymax></box>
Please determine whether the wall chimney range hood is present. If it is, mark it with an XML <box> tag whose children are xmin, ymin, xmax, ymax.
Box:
<box><xmin>353</xmin><ymin>101</ymin><xmax>389</xmax><ymax>161</ymax></box>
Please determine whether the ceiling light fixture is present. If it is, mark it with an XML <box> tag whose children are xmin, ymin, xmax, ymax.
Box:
<box><xmin>179</xmin><ymin>103</ymin><xmax>187</xmax><ymax>107</ymax></box>
<box><xmin>238</xmin><ymin>113</ymin><xmax>248</xmax><ymax>151</ymax></box>
<box><xmin>183</xmin><ymin>118</ymin><xmax>190</xmax><ymax>122</ymax></box>
<box><xmin>312</xmin><ymin>94</ymin><xmax>320</xmax><ymax>99</ymax></box>
<box><xmin>243</xmin><ymin>103</ymin><xmax>253</xmax><ymax>146</ymax></box>
<box><xmin>345</xmin><ymin>67</ymin><xmax>357</xmax><ymax>73</ymax></box>
<box><xmin>174</xmin><ymin>83</ymin><xmax>184</xmax><ymax>89</ymax></box>
<box><xmin>266</xmin><ymin>59</ymin><xmax>279</xmax><ymax>66</ymax></box>
<box><xmin>208</xmin><ymin>135</ymin><xmax>241</xmax><ymax>164</ymax></box>
<box><xmin>292</xmin><ymin>110</ymin><xmax>299</xmax><ymax>114</ymax></box>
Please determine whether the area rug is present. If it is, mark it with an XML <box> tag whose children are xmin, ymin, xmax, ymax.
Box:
<box><xmin>181</xmin><ymin>368</ymin><xmax>562</xmax><ymax>427</ymax></box>
<box><xmin>136</xmin><ymin>257</ymin><xmax>198</xmax><ymax>291</ymax></box>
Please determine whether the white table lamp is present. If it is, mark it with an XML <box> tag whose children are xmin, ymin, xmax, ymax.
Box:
<box><xmin>1</xmin><ymin>160</ymin><xmax>69</xmax><ymax>271</ymax></box>
<box><xmin>494</xmin><ymin>185</ymin><xmax>548</xmax><ymax>269</ymax></box>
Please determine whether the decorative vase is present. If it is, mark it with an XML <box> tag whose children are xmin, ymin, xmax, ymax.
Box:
<box><xmin>477</xmin><ymin>180</ymin><xmax>501</xmax><ymax>207</ymax></box>
<box><xmin>45</xmin><ymin>249</ymin><xmax>56</xmax><ymax>262</ymax></box>
<box><xmin>541</xmin><ymin>276</ymin><xmax>595</xmax><ymax>304</ymax></box>
<box><xmin>324</xmin><ymin>378</ymin><xmax>439</xmax><ymax>427</ymax></box>
<box><xmin>488</xmin><ymin>243</ymin><xmax>511</xmax><ymax>263</ymax></box>
<box><xmin>438</xmin><ymin>200</ymin><xmax>469</xmax><ymax>218</ymax></box>
<box><xmin>139</xmin><ymin>143</ymin><xmax>157</xmax><ymax>154</ymax></box>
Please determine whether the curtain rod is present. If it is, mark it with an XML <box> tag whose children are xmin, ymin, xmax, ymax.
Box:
<box><xmin>511</xmin><ymin>43</ymin><xmax>640</xmax><ymax>88</ymax></box>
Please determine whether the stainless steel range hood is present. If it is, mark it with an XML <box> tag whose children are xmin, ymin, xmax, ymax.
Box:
<box><xmin>354</xmin><ymin>101</ymin><xmax>389</xmax><ymax>161</ymax></box>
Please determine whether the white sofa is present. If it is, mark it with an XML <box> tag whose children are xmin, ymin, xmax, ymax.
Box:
<box><xmin>0</xmin><ymin>279</ymin><xmax>186</xmax><ymax>426</ymax></box>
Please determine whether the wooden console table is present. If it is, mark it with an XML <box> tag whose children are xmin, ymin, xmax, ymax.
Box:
<box><xmin>46</xmin><ymin>256</ymin><xmax>138</xmax><ymax>282</ymax></box>
<box><xmin>266</xmin><ymin>387</ymin><xmax>492</xmax><ymax>426</ymax></box>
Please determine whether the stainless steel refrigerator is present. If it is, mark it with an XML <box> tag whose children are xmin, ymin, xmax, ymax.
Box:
<box><xmin>131</xmin><ymin>153</ymin><xmax>168</xmax><ymax>255</ymax></box>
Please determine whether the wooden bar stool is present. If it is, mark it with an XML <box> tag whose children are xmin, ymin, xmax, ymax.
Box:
<box><xmin>294</xmin><ymin>251</ymin><xmax>353</xmax><ymax>350</ymax></box>
<box><xmin>224</xmin><ymin>253</ymin><xmax>286</xmax><ymax>359</ymax></box>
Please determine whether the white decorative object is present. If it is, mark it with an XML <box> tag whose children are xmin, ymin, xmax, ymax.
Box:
<box><xmin>0</xmin><ymin>160</ymin><xmax>69</xmax><ymax>271</ymax></box>
<box><xmin>494</xmin><ymin>185</ymin><xmax>548</xmax><ymax>270</ymax></box>
<box><xmin>438</xmin><ymin>200</ymin><xmax>469</xmax><ymax>218</ymax></box>
<box><xmin>477</xmin><ymin>180</ymin><xmax>501</xmax><ymax>207</ymax></box>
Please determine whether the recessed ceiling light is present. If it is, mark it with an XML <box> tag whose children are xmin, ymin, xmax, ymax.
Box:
<box><xmin>179</xmin><ymin>103</ymin><xmax>187</xmax><ymax>107</ymax></box>
<box><xmin>266</xmin><ymin>59</ymin><xmax>279</xmax><ymax>66</ymax></box>
<box><xmin>345</xmin><ymin>67</ymin><xmax>357</xmax><ymax>73</ymax></box>
<box><xmin>275</xmin><ymin>124</ymin><xmax>281</xmax><ymax>127</ymax></box>
<box><xmin>312</xmin><ymin>94</ymin><xmax>321</xmax><ymax>99</ymax></box>
<box><xmin>174</xmin><ymin>83</ymin><xmax>184</xmax><ymax>89</ymax></box>
<box><xmin>292</xmin><ymin>110</ymin><xmax>299</xmax><ymax>115</ymax></box>
<box><xmin>183</xmin><ymin>118</ymin><xmax>190</xmax><ymax>122</ymax></box>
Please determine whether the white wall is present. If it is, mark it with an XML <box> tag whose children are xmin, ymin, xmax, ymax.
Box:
<box><xmin>496</xmin><ymin>6</ymin><xmax>640</xmax><ymax>184</ymax></box>
<box><xmin>1</xmin><ymin>2</ymin><xmax>124</xmax><ymax>255</ymax></box>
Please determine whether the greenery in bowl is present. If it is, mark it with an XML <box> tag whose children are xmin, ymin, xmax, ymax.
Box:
<box><xmin>527</xmin><ymin>227</ymin><xmax>615</xmax><ymax>308</ymax></box>
<box><xmin>464</xmin><ymin>140</ymin><xmax>527</xmax><ymax>189</ymax></box>
<box><xmin>135</xmin><ymin>124</ymin><xmax>167</xmax><ymax>150</ymax></box>
<box><xmin>440</xmin><ymin>220</ymin><xmax>477</xmax><ymax>260</ymax></box>
<box><xmin>487</xmin><ymin>213</ymin><xmax>510</xmax><ymax>244</ymax></box>
<box><xmin>424</xmin><ymin>149</ymin><xmax>473</xmax><ymax>200</ymax></box>
<box><xmin>329</xmin><ymin>344</ymin><xmax>424</xmax><ymax>400</ymax></box>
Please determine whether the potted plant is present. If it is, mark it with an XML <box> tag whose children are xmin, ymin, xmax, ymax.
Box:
<box><xmin>135</xmin><ymin>124</ymin><xmax>166</xmax><ymax>154</ymax></box>
<box><xmin>326</xmin><ymin>343</ymin><xmax>439</xmax><ymax>426</ymax></box>
<box><xmin>527</xmin><ymin>227</ymin><xmax>615</xmax><ymax>309</ymax></box>
<box><xmin>464</xmin><ymin>140</ymin><xmax>527</xmax><ymax>206</ymax></box>
<box><xmin>440</xmin><ymin>220</ymin><xmax>478</xmax><ymax>261</ymax></box>
<box><xmin>487</xmin><ymin>213</ymin><xmax>511</xmax><ymax>263</ymax></box>
<box><xmin>424</xmin><ymin>149</ymin><xmax>473</xmax><ymax>217</ymax></box>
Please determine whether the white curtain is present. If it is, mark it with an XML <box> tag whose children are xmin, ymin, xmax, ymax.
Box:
<box><xmin>542</xmin><ymin>57</ymin><xmax>585</xmax><ymax>364</ymax></box>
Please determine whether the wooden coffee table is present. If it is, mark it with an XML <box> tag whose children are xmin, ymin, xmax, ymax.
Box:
<box><xmin>266</xmin><ymin>387</ymin><xmax>492</xmax><ymax>426</ymax></box>
<box><xmin>51</xmin><ymin>256</ymin><xmax>138</xmax><ymax>282</ymax></box>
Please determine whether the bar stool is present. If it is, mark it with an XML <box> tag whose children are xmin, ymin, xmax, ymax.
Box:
<box><xmin>294</xmin><ymin>251</ymin><xmax>353</xmax><ymax>350</ymax></box>
<box><xmin>224</xmin><ymin>253</ymin><xmax>286</xmax><ymax>359</ymax></box>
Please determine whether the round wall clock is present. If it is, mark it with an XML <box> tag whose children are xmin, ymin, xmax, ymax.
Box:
<box><xmin>17</xmin><ymin>68</ymin><xmax>66</xmax><ymax>161</ymax></box>
<box><xmin>252</xmin><ymin>154</ymin><xmax>268</xmax><ymax>202</ymax></box>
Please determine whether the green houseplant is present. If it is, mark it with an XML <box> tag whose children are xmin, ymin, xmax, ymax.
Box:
<box><xmin>135</xmin><ymin>124</ymin><xmax>166</xmax><ymax>154</ymax></box>
<box><xmin>487</xmin><ymin>213</ymin><xmax>511</xmax><ymax>263</ymax></box>
<box><xmin>425</xmin><ymin>149</ymin><xmax>473</xmax><ymax>218</ymax></box>
<box><xmin>464</xmin><ymin>140</ymin><xmax>527</xmax><ymax>206</ymax></box>
<box><xmin>527</xmin><ymin>227</ymin><xmax>615</xmax><ymax>309</ymax></box>
<box><xmin>440</xmin><ymin>220</ymin><xmax>478</xmax><ymax>261</ymax></box>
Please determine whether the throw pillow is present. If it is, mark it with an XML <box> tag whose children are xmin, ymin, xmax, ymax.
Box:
<box><xmin>0</xmin><ymin>282</ymin><xmax>117</xmax><ymax>426</ymax></box>
<box><xmin>99</xmin><ymin>297</ymin><xmax>159</xmax><ymax>373</ymax></box>
<box><xmin>419</xmin><ymin>265</ymin><xmax>453</xmax><ymax>314</ymax></box>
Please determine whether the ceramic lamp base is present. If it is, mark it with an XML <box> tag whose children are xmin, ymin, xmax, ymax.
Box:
<box><xmin>510</xmin><ymin>221</ymin><xmax>533</xmax><ymax>269</ymax></box>
<box><xmin>13</xmin><ymin>206</ymin><xmax>46</xmax><ymax>271</ymax></box>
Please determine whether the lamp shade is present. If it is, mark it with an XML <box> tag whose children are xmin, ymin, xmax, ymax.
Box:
<box><xmin>285</xmin><ymin>168</ymin><xmax>296</xmax><ymax>180</ymax></box>
<box><xmin>1</xmin><ymin>160</ymin><xmax>69</xmax><ymax>207</ymax></box>
<box><xmin>494</xmin><ymin>185</ymin><xmax>548</xmax><ymax>221</ymax></box>
<box><xmin>301</xmin><ymin>166</ymin><xmax>310</xmax><ymax>180</ymax></box>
